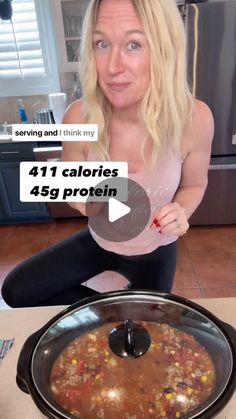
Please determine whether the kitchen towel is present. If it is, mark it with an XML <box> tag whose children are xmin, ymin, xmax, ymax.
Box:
<box><xmin>49</xmin><ymin>93</ymin><xmax>67</xmax><ymax>124</ymax></box>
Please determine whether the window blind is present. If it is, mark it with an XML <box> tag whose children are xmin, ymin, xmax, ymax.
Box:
<box><xmin>0</xmin><ymin>0</ymin><xmax>60</xmax><ymax>97</ymax></box>
<box><xmin>0</xmin><ymin>0</ymin><xmax>45</xmax><ymax>79</ymax></box>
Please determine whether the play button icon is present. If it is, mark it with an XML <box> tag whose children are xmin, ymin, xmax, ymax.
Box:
<box><xmin>85</xmin><ymin>177</ymin><xmax>151</xmax><ymax>242</ymax></box>
<box><xmin>108</xmin><ymin>198</ymin><xmax>131</xmax><ymax>222</ymax></box>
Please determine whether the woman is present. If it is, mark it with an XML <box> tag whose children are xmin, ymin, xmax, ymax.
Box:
<box><xmin>2</xmin><ymin>0</ymin><xmax>214</xmax><ymax>307</ymax></box>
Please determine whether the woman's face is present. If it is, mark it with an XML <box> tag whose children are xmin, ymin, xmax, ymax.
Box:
<box><xmin>93</xmin><ymin>0</ymin><xmax>150</xmax><ymax>111</ymax></box>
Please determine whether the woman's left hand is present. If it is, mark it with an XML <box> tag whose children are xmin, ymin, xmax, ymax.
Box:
<box><xmin>150</xmin><ymin>202</ymin><xmax>189</xmax><ymax>236</ymax></box>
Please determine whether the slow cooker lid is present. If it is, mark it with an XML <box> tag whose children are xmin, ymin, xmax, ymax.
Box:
<box><xmin>30</xmin><ymin>292</ymin><xmax>234</xmax><ymax>418</ymax></box>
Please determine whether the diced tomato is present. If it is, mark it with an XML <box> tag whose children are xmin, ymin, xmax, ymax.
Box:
<box><xmin>76</xmin><ymin>360</ymin><xmax>85</xmax><ymax>374</ymax></box>
<box><xmin>84</xmin><ymin>379</ymin><xmax>93</xmax><ymax>393</ymax></box>
<box><xmin>100</xmin><ymin>340</ymin><xmax>107</xmax><ymax>349</ymax></box>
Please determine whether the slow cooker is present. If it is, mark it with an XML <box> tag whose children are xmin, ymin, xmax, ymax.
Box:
<box><xmin>16</xmin><ymin>291</ymin><xmax>236</xmax><ymax>418</ymax></box>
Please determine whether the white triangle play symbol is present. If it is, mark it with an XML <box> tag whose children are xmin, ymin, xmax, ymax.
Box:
<box><xmin>108</xmin><ymin>198</ymin><xmax>131</xmax><ymax>222</ymax></box>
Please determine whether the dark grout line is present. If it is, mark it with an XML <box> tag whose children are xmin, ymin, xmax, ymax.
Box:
<box><xmin>183</xmin><ymin>242</ymin><xmax>204</xmax><ymax>298</ymax></box>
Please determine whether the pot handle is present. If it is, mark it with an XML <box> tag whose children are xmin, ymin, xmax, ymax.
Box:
<box><xmin>16</xmin><ymin>326</ymin><xmax>46</xmax><ymax>394</ymax></box>
<box><xmin>221</xmin><ymin>321</ymin><xmax>236</xmax><ymax>351</ymax></box>
<box><xmin>125</xmin><ymin>319</ymin><xmax>135</xmax><ymax>356</ymax></box>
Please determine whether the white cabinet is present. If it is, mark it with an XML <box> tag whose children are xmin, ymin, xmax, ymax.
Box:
<box><xmin>52</xmin><ymin>0</ymin><xmax>88</xmax><ymax>72</ymax></box>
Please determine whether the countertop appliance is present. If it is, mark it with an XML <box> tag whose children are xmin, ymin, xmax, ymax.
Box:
<box><xmin>16</xmin><ymin>290</ymin><xmax>236</xmax><ymax>419</ymax></box>
<box><xmin>182</xmin><ymin>0</ymin><xmax>236</xmax><ymax>225</ymax></box>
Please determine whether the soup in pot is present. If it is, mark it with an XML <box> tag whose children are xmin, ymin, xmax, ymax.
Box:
<box><xmin>50</xmin><ymin>322</ymin><xmax>216</xmax><ymax>419</ymax></box>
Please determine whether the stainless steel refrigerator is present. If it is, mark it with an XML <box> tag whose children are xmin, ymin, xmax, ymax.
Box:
<box><xmin>179</xmin><ymin>0</ymin><xmax>236</xmax><ymax>225</ymax></box>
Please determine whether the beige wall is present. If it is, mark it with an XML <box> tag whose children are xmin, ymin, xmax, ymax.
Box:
<box><xmin>0</xmin><ymin>95</ymin><xmax>49</xmax><ymax>124</ymax></box>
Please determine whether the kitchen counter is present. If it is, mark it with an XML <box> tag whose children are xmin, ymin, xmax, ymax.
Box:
<box><xmin>0</xmin><ymin>136</ymin><xmax>12</xmax><ymax>143</ymax></box>
<box><xmin>0</xmin><ymin>298</ymin><xmax>236</xmax><ymax>418</ymax></box>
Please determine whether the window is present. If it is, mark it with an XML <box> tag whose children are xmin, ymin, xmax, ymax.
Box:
<box><xmin>0</xmin><ymin>0</ymin><xmax>60</xmax><ymax>97</ymax></box>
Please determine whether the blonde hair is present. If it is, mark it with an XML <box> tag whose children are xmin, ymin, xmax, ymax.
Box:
<box><xmin>80</xmin><ymin>0</ymin><xmax>194</xmax><ymax>164</ymax></box>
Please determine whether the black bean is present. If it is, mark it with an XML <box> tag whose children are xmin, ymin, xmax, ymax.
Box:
<box><xmin>163</xmin><ymin>387</ymin><xmax>175</xmax><ymax>393</ymax></box>
<box><xmin>181</xmin><ymin>340</ymin><xmax>190</xmax><ymax>348</ymax></box>
<box><xmin>177</xmin><ymin>381</ymin><xmax>187</xmax><ymax>389</ymax></box>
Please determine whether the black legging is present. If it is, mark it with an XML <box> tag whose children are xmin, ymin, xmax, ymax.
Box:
<box><xmin>2</xmin><ymin>227</ymin><xmax>177</xmax><ymax>308</ymax></box>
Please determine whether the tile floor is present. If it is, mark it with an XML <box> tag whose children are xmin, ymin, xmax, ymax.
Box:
<box><xmin>0</xmin><ymin>219</ymin><xmax>236</xmax><ymax>309</ymax></box>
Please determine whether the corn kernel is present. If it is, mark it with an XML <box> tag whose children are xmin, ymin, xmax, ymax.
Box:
<box><xmin>160</xmin><ymin>411</ymin><xmax>166</xmax><ymax>417</ymax></box>
<box><xmin>71</xmin><ymin>359</ymin><xmax>77</xmax><ymax>365</ymax></box>
<box><xmin>201</xmin><ymin>375</ymin><xmax>208</xmax><ymax>383</ymax></box>
<box><xmin>176</xmin><ymin>412</ymin><xmax>181</xmax><ymax>418</ymax></box>
<box><xmin>95</xmin><ymin>374</ymin><xmax>100</xmax><ymax>380</ymax></box>
<box><xmin>105</xmin><ymin>351</ymin><xmax>109</xmax><ymax>357</ymax></box>
<box><xmin>165</xmin><ymin>393</ymin><xmax>173</xmax><ymax>400</ymax></box>
<box><xmin>108</xmin><ymin>358</ymin><xmax>117</xmax><ymax>367</ymax></box>
<box><xmin>186</xmin><ymin>387</ymin><xmax>193</xmax><ymax>396</ymax></box>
